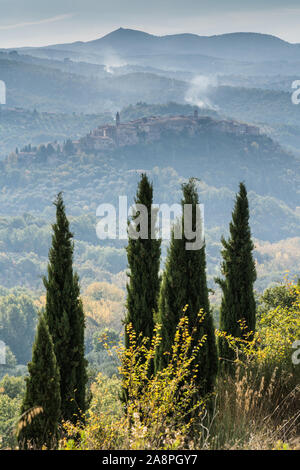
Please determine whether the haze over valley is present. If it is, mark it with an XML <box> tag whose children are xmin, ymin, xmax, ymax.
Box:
<box><xmin>0</xmin><ymin>27</ymin><xmax>299</xmax><ymax>294</ymax></box>
<box><xmin>0</xmin><ymin>2</ymin><xmax>300</xmax><ymax>449</ymax></box>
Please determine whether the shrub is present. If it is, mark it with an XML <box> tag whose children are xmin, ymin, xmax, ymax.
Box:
<box><xmin>61</xmin><ymin>314</ymin><xmax>210</xmax><ymax>450</ymax></box>
<box><xmin>212</xmin><ymin>280</ymin><xmax>300</xmax><ymax>448</ymax></box>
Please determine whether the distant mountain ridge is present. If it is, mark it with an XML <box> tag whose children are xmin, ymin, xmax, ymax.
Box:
<box><xmin>15</xmin><ymin>28</ymin><xmax>300</xmax><ymax>62</ymax></box>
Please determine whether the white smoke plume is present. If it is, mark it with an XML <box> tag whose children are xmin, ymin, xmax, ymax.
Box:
<box><xmin>0</xmin><ymin>80</ymin><xmax>6</xmax><ymax>105</ymax></box>
<box><xmin>185</xmin><ymin>75</ymin><xmax>218</xmax><ymax>110</ymax></box>
<box><xmin>103</xmin><ymin>52</ymin><xmax>127</xmax><ymax>74</ymax></box>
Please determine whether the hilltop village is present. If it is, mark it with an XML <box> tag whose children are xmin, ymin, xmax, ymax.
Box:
<box><xmin>12</xmin><ymin>110</ymin><xmax>261</xmax><ymax>160</ymax></box>
<box><xmin>77</xmin><ymin>111</ymin><xmax>260</xmax><ymax>152</ymax></box>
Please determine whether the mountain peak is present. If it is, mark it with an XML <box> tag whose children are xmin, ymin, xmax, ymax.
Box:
<box><xmin>97</xmin><ymin>27</ymin><xmax>155</xmax><ymax>42</ymax></box>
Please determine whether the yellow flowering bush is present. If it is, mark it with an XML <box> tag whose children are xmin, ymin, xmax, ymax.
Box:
<box><xmin>256</xmin><ymin>281</ymin><xmax>300</xmax><ymax>366</ymax></box>
<box><xmin>61</xmin><ymin>314</ymin><xmax>209</xmax><ymax>450</ymax></box>
<box><xmin>213</xmin><ymin>281</ymin><xmax>300</xmax><ymax>448</ymax></box>
<box><xmin>216</xmin><ymin>281</ymin><xmax>300</xmax><ymax>368</ymax></box>
<box><xmin>60</xmin><ymin>282</ymin><xmax>300</xmax><ymax>450</ymax></box>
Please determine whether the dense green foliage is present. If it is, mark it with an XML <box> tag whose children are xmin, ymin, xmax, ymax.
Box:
<box><xmin>0</xmin><ymin>108</ymin><xmax>111</xmax><ymax>159</ymax></box>
<box><xmin>258</xmin><ymin>281</ymin><xmax>300</xmax><ymax>318</ymax></box>
<box><xmin>125</xmin><ymin>174</ymin><xmax>161</xmax><ymax>346</ymax></box>
<box><xmin>155</xmin><ymin>179</ymin><xmax>218</xmax><ymax>396</ymax></box>
<box><xmin>17</xmin><ymin>315</ymin><xmax>61</xmax><ymax>449</ymax></box>
<box><xmin>0</xmin><ymin>375</ymin><xmax>25</xmax><ymax>399</ymax></box>
<box><xmin>0</xmin><ymin>392</ymin><xmax>21</xmax><ymax>448</ymax></box>
<box><xmin>216</xmin><ymin>183</ymin><xmax>257</xmax><ymax>369</ymax></box>
<box><xmin>43</xmin><ymin>193</ymin><xmax>87</xmax><ymax>423</ymax></box>
<box><xmin>0</xmin><ymin>294</ymin><xmax>38</xmax><ymax>363</ymax></box>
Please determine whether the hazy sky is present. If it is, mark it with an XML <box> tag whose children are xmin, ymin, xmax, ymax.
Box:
<box><xmin>1</xmin><ymin>0</ymin><xmax>300</xmax><ymax>48</ymax></box>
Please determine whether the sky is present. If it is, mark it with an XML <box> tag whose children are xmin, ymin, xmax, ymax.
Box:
<box><xmin>1</xmin><ymin>0</ymin><xmax>300</xmax><ymax>48</ymax></box>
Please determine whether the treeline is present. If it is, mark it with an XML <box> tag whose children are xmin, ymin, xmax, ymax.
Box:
<box><xmin>14</xmin><ymin>175</ymin><xmax>257</xmax><ymax>449</ymax></box>
<box><xmin>124</xmin><ymin>175</ymin><xmax>256</xmax><ymax>396</ymax></box>
<box><xmin>0</xmin><ymin>108</ymin><xmax>110</xmax><ymax>159</ymax></box>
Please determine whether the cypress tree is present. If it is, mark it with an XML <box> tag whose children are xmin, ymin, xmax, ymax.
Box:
<box><xmin>216</xmin><ymin>182</ymin><xmax>257</xmax><ymax>370</ymax></box>
<box><xmin>17</xmin><ymin>315</ymin><xmax>61</xmax><ymax>450</ymax></box>
<box><xmin>125</xmin><ymin>174</ymin><xmax>161</xmax><ymax>346</ymax></box>
<box><xmin>155</xmin><ymin>179</ymin><xmax>218</xmax><ymax>397</ymax></box>
<box><xmin>43</xmin><ymin>193</ymin><xmax>87</xmax><ymax>423</ymax></box>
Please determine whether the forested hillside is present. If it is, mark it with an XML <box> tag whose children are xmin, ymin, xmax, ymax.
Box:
<box><xmin>0</xmin><ymin>112</ymin><xmax>299</xmax><ymax>294</ymax></box>
<box><xmin>0</xmin><ymin>108</ymin><xmax>112</xmax><ymax>159</ymax></box>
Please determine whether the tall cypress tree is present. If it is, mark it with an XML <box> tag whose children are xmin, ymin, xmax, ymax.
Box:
<box><xmin>17</xmin><ymin>315</ymin><xmax>61</xmax><ymax>450</ymax></box>
<box><xmin>43</xmin><ymin>193</ymin><xmax>87</xmax><ymax>423</ymax></box>
<box><xmin>125</xmin><ymin>174</ymin><xmax>161</xmax><ymax>347</ymax></box>
<box><xmin>155</xmin><ymin>179</ymin><xmax>218</xmax><ymax>396</ymax></box>
<box><xmin>216</xmin><ymin>182</ymin><xmax>257</xmax><ymax>370</ymax></box>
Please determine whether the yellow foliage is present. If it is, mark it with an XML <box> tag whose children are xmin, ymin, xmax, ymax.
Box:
<box><xmin>61</xmin><ymin>315</ymin><xmax>210</xmax><ymax>450</ymax></box>
<box><xmin>216</xmin><ymin>280</ymin><xmax>300</xmax><ymax>368</ymax></box>
<box><xmin>84</xmin><ymin>282</ymin><xmax>124</xmax><ymax>303</ymax></box>
<box><xmin>60</xmin><ymin>281</ymin><xmax>300</xmax><ymax>450</ymax></box>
